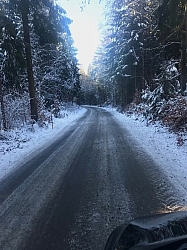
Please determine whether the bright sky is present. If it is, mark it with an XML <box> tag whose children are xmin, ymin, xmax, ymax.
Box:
<box><xmin>57</xmin><ymin>0</ymin><xmax>105</xmax><ymax>73</ymax></box>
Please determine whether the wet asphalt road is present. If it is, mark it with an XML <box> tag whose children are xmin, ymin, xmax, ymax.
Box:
<box><xmin>0</xmin><ymin>107</ymin><xmax>183</xmax><ymax>249</ymax></box>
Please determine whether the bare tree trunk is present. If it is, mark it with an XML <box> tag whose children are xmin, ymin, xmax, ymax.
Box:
<box><xmin>180</xmin><ymin>6</ymin><xmax>187</xmax><ymax>93</ymax></box>
<box><xmin>0</xmin><ymin>73</ymin><xmax>6</xmax><ymax>129</ymax></box>
<box><xmin>20</xmin><ymin>0</ymin><xmax>38</xmax><ymax>121</ymax></box>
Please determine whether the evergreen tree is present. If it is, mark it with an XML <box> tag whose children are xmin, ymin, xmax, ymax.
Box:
<box><xmin>156</xmin><ymin>0</ymin><xmax>187</xmax><ymax>92</ymax></box>
<box><xmin>90</xmin><ymin>0</ymin><xmax>159</xmax><ymax>107</ymax></box>
<box><xmin>0</xmin><ymin>0</ymin><xmax>80</xmax><ymax>128</ymax></box>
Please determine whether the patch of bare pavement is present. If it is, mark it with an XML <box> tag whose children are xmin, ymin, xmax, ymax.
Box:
<box><xmin>0</xmin><ymin>107</ymin><xmax>183</xmax><ymax>250</ymax></box>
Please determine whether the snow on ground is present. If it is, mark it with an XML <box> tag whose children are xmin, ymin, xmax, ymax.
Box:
<box><xmin>1</xmin><ymin>105</ymin><xmax>187</xmax><ymax>205</ymax></box>
<box><xmin>0</xmin><ymin>107</ymin><xmax>86</xmax><ymax>181</ymax></box>
<box><xmin>105</xmin><ymin>107</ymin><xmax>187</xmax><ymax>205</ymax></box>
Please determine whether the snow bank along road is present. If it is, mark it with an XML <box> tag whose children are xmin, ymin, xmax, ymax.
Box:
<box><xmin>0</xmin><ymin>107</ymin><xmax>184</xmax><ymax>250</ymax></box>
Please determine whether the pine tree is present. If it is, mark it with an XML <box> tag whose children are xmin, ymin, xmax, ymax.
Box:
<box><xmin>156</xmin><ymin>0</ymin><xmax>187</xmax><ymax>92</ymax></box>
<box><xmin>0</xmin><ymin>0</ymin><xmax>80</xmax><ymax>126</ymax></box>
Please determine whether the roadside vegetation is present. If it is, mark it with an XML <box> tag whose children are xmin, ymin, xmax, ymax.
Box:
<box><xmin>80</xmin><ymin>0</ymin><xmax>187</xmax><ymax>141</ymax></box>
<box><xmin>0</xmin><ymin>0</ymin><xmax>80</xmax><ymax>132</ymax></box>
<box><xmin>1</xmin><ymin>0</ymin><xmax>187</xmax><ymax>145</ymax></box>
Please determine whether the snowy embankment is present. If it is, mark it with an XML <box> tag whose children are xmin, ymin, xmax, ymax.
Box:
<box><xmin>105</xmin><ymin>107</ymin><xmax>187</xmax><ymax>204</ymax></box>
<box><xmin>0</xmin><ymin>107</ymin><xmax>86</xmax><ymax>181</ymax></box>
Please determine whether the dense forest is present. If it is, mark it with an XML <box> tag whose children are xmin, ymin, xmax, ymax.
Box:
<box><xmin>1</xmin><ymin>0</ymin><xmax>187</xmax><ymax>133</ymax></box>
<box><xmin>81</xmin><ymin>0</ymin><xmax>187</xmax><ymax>133</ymax></box>
<box><xmin>0</xmin><ymin>0</ymin><xmax>80</xmax><ymax>129</ymax></box>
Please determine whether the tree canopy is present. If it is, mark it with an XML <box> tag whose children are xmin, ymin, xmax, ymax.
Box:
<box><xmin>87</xmin><ymin>0</ymin><xmax>187</xmax><ymax>111</ymax></box>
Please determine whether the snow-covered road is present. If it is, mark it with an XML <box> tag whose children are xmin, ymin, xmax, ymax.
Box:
<box><xmin>0</xmin><ymin>107</ymin><xmax>86</xmax><ymax>181</ymax></box>
<box><xmin>109</xmin><ymin>107</ymin><xmax>187</xmax><ymax>209</ymax></box>
<box><xmin>0</xmin><ymin>106</ymin><xmax>186</xmax><ymax>249</ymax></box>
<box><xmin>1</xmin><ymin>105</ymin><xmax>187</xmax><ymax>206</ymax></box>
<box><xmin>20</xmin><ymin>107</ymin><xmax>185</xmax><ymax>249</ymax></box>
